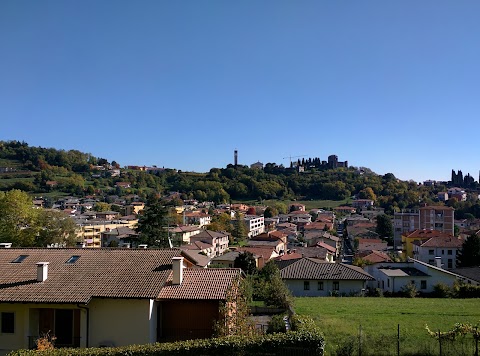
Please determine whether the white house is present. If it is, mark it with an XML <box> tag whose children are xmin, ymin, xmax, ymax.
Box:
<box><xmin>277</xmin><ymin>257</ymin><xmax>373</xmax><ymax>297</ymax></box>
<box><xmin>364</xmin><ymin>258</ymin><xmax>471</xmax><ymax>294</ymax></box>
<box><xmin>244</xmin><ymin>215</ymin><xmax>265</xmax><ymax>238</ymax></box>
<box><xmin>412</xmin><ymin>235</ymin><xmax>464</xmax><ymax>269</ymax></box>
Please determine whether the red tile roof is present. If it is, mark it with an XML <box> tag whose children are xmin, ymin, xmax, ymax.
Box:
<box><xmin>279</xmin><ymin>258</ymin><xmax>374</xmax><ymax>281</ymax></box>
<box><xmin>0</xmin><ymin>248</ymin><xmax>178</xmax><ymax>303</ymax></box>
<box><xmin>158</xmin><ymin>268</ymin><xmax>242</xmax><ymax>300</ymax></box>
<box><xmin>404</xmin><ymin>230</ymin><xmax>454</xmax><ymax>239</ymax></box>
<box><xmin>417</xmin><ymin>236</ymin><xmax>464</xmax><ymax>248</ymax></box>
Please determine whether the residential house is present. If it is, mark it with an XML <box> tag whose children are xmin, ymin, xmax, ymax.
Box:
<box><xmin>190</xmin><ymin>230</ymin><xmax>230</xmax><ymax>257</ymax></box>
<box><xmin>0</xmin><ymin>249</ymin><xmax>241</xmax><ymax>354</ymax></box>
<box><xmin>236</xmin><ymin>247</ymin><xmax>279</xmax><ymax>268</ymax></box>
<box><xmin>183</xmin><ymin>212</ymin><xmax>211</xmax><ymax>227</ymax></box>
<box><xmin>334</xmin><ymin>206</ymin><xmax>356</xmax><ymax>215</ymax></box>
<box><xmin>402</xmin><ymin>230</ymin><xmax>455</xmax><ymax>258</ymax></box>
<box><xmin>355</xmin><ymin>250</ymin><xmax>392</xmax><ymax>264</ymax></box>
<box><xmin>95</xmin><ymin>211</ymin><xmax>120</xmax><ymax>221</ymax></box>
<box><xmin>168</xmin><ymin>225</ymin><xmax>202</xmax><ymax>245</ymax></box>
<box><xmin>101</xmin><ymin>226</ymin><xmax>139</xmax><ymax>247</ymax></box>
<box><xmin>115</xmin><ymin>182</ymin><xmax>131</xmax><ymax>189</ymax></box>
<box><xmin>211</xmin><ymin>250</ymin><xmax>262</xmax><ymax>268</ymax></box>
<box><xmin>352</xmin><ymin>199</ymin><xmax>374</xmax><ymax>209</ymax></box>
<box><xmin>412</xmin><ymin>235</ymin><xmax>464</xmax><ymax>269</ymax></box>
<box><xmin>449</xmin><ymin>267</ymin><xmax>480</xmax><ymax>286</ymax></box>
<box><xmin>447</xmin><ymin>187</ymin><xmax>467</xmax><ymax>202</ymax></box>
<box><xmin>365</xmin><ymin>258</ymin><xmax>471</xmax><ymax>294</ymax></box>
<box><xmin>277</xmin><ymin>258</ymin><xmax>373</xmax><ymax>297</ymax></box>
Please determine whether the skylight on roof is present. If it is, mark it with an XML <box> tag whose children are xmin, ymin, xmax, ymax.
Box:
<box><xmin>65</xmin><ymin>255</ymin><xmax>80</xmax><ymax>264</ymax></box>
<box><xmin>11</xmin><ymin>255</ymin><xmax>28</xmax><ymax>263</ymax></box>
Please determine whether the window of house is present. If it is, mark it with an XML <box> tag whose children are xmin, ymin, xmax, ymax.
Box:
<box><xmin>447</xmin><ymin>250</ymin><xmax>452</xmax><ymax>255</ymax></box>
<box><xmin>428</xmin><ymin>250</ymin><xmax>434</xmax><ymax>255</ymax></box>
<box><xmin>387</xmin><ymin>279</ymin><xmax>390</xmax><ymax>288</ymax></box>
<box><xmin>421</xmin><ymin>280</ymin><xmax>427</xmax><ymax>290</ymax></box>
<box><xmin>318</xmin><ymin>282</ymin><xmax>324</xmax><ymax>291</ymax></box>
<box><xmin>65</xmin><ymin>255</ymin><xmax>80</xmax><ymax>264</ymax></box>
<box><xmin>429</xmin><ymin>259</ymin><xmax>434</xmax><ymax>265</ymax></box>
<box><xmin>304</xmin><ymin>281</ymin><xmax>310</xmax><ymax>290</ymax></box>
<box><xmin>442</xmin><ymin>250</ymin><xmax>444</xmax><ymax>255</ymax></box>
<box><xmin>11</xmin><ymin>255</ymin><xmax>29</xmax><ymax>263</ymax></box>
<box><xmin>333</xmin><ymin>281</ymin><xmax>339</xmax><ymax>291</ymax></box>
<box><xmin>1</xmin><ymin>312</ymin><xmax>14</xmax><ymax>333</ymax></box>
<box><xmin>448</xmin><ymin>259</ymin><xmax>453</xmax><ymax>269</ymax></box>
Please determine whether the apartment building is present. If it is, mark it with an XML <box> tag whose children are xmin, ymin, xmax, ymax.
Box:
<box><xmin>393</xmin><ymin>206</ymin><xmax>455</xmax><ymax>249</ymax></box>
<box><xmin>244</xmin><ymin>215</ymin><xmax>265</xmax><ymax>238</ymax></box>
<box><xmin>419</xmin><ymin>206</ymin><xmax>454</xmax><ymax>234</ymax></box>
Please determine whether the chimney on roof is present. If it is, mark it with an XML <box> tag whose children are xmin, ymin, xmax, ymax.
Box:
<box><xmin>172</xmin><ymin>257</ymin><xmax>184</xmax><ymax>285</ymax></box>
<box><xmin>36</xmin><ymin>262</ymin><xmax>49</xmax><ymax>282</ymax></box>
<box><xmin>435</xmin><ymin>257</ymin><xmax>442</xmax><ymax>269</ymax></box>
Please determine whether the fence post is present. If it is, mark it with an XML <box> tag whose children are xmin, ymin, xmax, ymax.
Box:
<box><xmin>359</xmin><ymin>324</ymin><xmax>362</xmax><ymax>356</ymax></box>
<box><xmin>438</xmin><ymin>330</ymin><xmax>442</xmax><ymax>356</ymax></box>
<box><xmin>397</xmin><ymin>324</ymin><xmax>400</xmax><ymax>356</ymax></box>
<box><xmin>475</xmin><ymin>326</ymin><xmax>478</xmax><ymax>356</ymax></box>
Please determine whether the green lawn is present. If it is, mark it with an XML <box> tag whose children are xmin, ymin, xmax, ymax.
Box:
<box><xmin>294</xmin><ymin>297</ymin><xmax>480</xmax><ymax>356</ymax></box>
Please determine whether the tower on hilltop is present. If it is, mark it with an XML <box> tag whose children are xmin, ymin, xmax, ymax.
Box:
<box><xmin>234</xmin><ymin>149</ymin><xmax>238</xmax><ymax>167</ymax></box>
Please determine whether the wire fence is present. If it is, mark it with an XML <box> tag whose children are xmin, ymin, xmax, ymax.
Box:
<box><xmin>332</xmin><ymin>324</ymin><xmax>479</xmax><ymax>356</ymax></box>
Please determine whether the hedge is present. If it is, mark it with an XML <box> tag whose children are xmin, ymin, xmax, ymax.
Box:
<box><xmin>7</xmin><ymin>329</ymin><xmax>324</xmax><ymax>356</ymax></box>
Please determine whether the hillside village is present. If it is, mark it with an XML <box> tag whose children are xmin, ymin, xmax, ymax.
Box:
<box><xmin>1</xmin><ymin>142</ymin><xmax>480</xmax><ymax>354</ymax></box>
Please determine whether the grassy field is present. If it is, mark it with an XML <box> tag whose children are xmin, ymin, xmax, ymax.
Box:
<box><xmin>294</xmin><ymin>297</ymin><xmax>480</xmax><ymax>356</ymax></box>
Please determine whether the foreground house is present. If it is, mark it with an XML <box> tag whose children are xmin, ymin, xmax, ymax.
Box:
<box><xmin>0</xmin><ymin>248</ymin><xmax>241</xmax><ymax>353</ymax></box>
<box><xmin>277</xmin><ymin>257</ymin><xmax>374</xmax><ymax>297</ymax></box>
<box><xmin>364</xmin><ymin>258</ymin><xmax>474</xmax><ymax>293</ymax></box>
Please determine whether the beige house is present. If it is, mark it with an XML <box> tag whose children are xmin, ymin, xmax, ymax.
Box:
<box><xmin>0</xmin><ymin>248</ymin><xmax>241</xmax><ymax>354</ymax></box>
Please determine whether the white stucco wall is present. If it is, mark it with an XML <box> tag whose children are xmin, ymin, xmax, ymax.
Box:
<box><xmin>366</xmin><ymin>261</ymin><xmax>460</xmax><ymax>293</ymax></box>
<box><xmin>0</xmin><ymin>303</ymin><xmax>86</xmax><ymax>354</ymax></box>
<box><xmin>285</xmin><ymin>279</ymin><xmax>366</xmax><ymax>297</ymax></box>
<box><xmin>88</xmin><ymin>298</ymin><xmax>155</xmax><ymax>348</ymax></box>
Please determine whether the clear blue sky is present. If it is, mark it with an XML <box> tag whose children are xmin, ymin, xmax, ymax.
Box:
<box><xmin>1</xmin><ymin>1</ymin><xmax>479</xmax><ymax>183</ymax></box>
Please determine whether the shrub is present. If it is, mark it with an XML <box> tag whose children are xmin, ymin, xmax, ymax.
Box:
<box><xmin>7</xmin><ymin>330</ymin><xmax>325</xmax><ymax>356</ymax></box>
<box><xmin>432</xmin><ymin>283</ymin><xmax>451</xmax><ymax>298</ymax></box>
<box><xmin>267</xmin><ymin>314</ymin><xmax>287</xmax><ymax>334</ymax></box>
<box><xmin>401</xmin><ymin>283</ymin><xmax>418</xmax><ymax>298</ymax></box>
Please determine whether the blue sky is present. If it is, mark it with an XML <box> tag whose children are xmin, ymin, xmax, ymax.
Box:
<box><xmin>1</xmin><ymin>1</ymin><xmax>479</xmax><ymax>182</ymax></box>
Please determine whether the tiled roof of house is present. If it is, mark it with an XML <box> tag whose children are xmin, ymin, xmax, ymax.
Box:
<box><xmin>404</xmin><ymin>230</ymin><xmax>454</xmax><ymax>239</ymax></box>
<box><xmin>285</xmin><ymin>246</ymin><xmax>328</xmax><ymax>260</ymax></box>
<box><xmin>357</xmin><ymin>250</ymin><xmax>392</xmax><ymax>263</ymax></box>
<box><xmin>158</xmin><ymin>268</ymin><xmax>242</xmax><ymax>300</ymax></box>
<box><xmin>237</xmin><ymin>246</ymin><xmax>277</xmax><ymax>259</ymax></box>
<box><xmin>0</xmin><ymin>248</ymin><xmax>181</xmax><ymax>303</ymax></box>
<box><xmin>278</xmin><ymin>258</ymin><xmax>374</xmax><ymax>281</ymax></box>
<box><xmin>180</xmin><ymin>249</ymin><xmax>212</xmax><ymax>268</ymax></box>
<box><xmin>417</xmin><ymin>236</ymin><xmax>464</xmax><ymax>248</ymax></box>
<box><xmin>194</xmin><ymin>230</ymin><xmax>230</xmax><ymax>239</ymax></box>
<box><xmin>449</xmin><ymin>266</ymin><xmax>480</xmax><ymax>283</ymax></box>
<box><xmin>316</xmin><ymin>242</ymin><xmax>336</xmax><ymax>253</ymax></box>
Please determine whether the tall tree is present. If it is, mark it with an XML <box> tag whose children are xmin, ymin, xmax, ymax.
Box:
<box><xmin>234</xmin><ymin>251</ymin><xmax>257</xmax><ymax>275</ymax></box>
<box><xmin>457</xmin><ymin>234</ymin><xmax>480</xmax><ymax>267</ymax></box>
<box><xmin>136</xmin><ymin>198</ymin><xmax>170</xmax><ymax>247</ymax></box>
<box><xmin>36</xmin><ymin>210</ymin><xmax>78</xmax><ymax>247</ymax></box>
<box><xmin>232</xmin><ymin>211</ymin><xmax>248</xmax><ymax>243</ymax></box>
<box><xmin>0</xmin><ymin>190</ymin><xmax>39</xmax><ymax>246</ymax></box>
<box><xmin>376</xmin><ymin>214</ymin><xmax>393</xmax><ymax>242</ymax></box>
